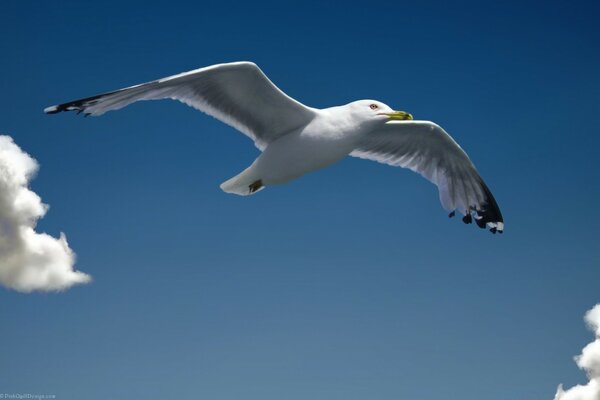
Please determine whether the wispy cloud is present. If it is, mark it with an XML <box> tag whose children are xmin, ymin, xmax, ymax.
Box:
<box><xmin>0</xmin><ymin>135</ymin><xmax>90</xmax><ymax>292</ymax></box>
<box><xmin>554</xmin><ymin>304</ymin><xmax>600</xmax><ymax>400</ymax></box>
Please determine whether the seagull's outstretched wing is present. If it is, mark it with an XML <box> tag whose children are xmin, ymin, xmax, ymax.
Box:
<box><xmin>45</xmin><ymin>61</ymin><xmax>316</xmax><ymax>150</ymax></box>
<box><xmin>351</xmin><ymin>121</ymin><xmax>504</xmax><ymax>233</ymax></box>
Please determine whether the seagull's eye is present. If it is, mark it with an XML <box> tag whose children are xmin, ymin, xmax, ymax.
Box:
<box><xmin>369</xmin><ymin>104</ymin><xmax>378</xmax><ymax>110</ymax></box>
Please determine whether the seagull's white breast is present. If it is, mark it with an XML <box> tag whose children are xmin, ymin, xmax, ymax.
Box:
<box><xmin>252</xmin><ymin>111</ymin><xmax>362</xmax><ymax>185</ymax></box>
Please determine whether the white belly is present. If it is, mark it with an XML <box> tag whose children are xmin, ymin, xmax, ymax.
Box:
<box><xmin>252</xmin><ymin>130</ymin><xmax>356</xmax><ymax>185</ymax></box>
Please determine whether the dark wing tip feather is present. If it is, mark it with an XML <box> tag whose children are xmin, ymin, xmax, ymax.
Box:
<box><xmin>43</xmin><ymin>81</ymin><xmax>152</xmax><ymax>115</ymax></box>
<box><xmin>472</xmin><ymin>178</ymin><xmax>504</xmax><ymax>234</ymax></box>
<box><xmin>451</xmin><ymin>177</ymin><xmax>503</xmax><ymax>234</ymax></box>
<box><xmin>44</xmin><ymin>88</ymin><xmax>121</xmax><ymax>115</ymax></box>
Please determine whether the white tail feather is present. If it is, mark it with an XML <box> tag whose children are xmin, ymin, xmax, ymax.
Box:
<box><xmin>220</xmin><ymin>167</ymin><xmax>263</xmax><ymax>196</ymax></box>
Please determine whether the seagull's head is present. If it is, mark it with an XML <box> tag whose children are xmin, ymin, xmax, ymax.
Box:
<box><xmin>348</xmin><ymin>100</ymin><xmax>413</xmax><ymax>126</ymax></box>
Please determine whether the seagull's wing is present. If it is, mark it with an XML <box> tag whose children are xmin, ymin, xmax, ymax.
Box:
<box><xmin>44</xmin><ymin>61</ymin><xmax>316</xmax><ymax>150</ymax></box>
<box><xmin>351</xmin><ymin>121</ymin><xmax>504</xmax><ymax>233</ymax></box>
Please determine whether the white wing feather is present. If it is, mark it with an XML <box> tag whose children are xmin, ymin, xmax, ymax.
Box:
<box><xmin>45</xmin><ymin>62</ymin><xmax>316</xmax><ymax>150</ymax></box>
<box><xmin>351</xmin><ymin>121</ymin><xmax>504</xmax><ymax>232</ymax></box>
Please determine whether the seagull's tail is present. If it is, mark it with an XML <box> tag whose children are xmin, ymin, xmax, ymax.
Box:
<box><xmin>220</xmin><ymin>166</ymin><xmax>264</xmax><ymax>196</ymax></box>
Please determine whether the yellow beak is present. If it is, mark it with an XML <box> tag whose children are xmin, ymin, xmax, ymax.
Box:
<box><xmin>384</xmin><ymin>111</ymin><xmax>413</xmax><ymax>120</ymax></box>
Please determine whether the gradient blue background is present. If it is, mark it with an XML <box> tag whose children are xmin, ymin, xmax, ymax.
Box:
<box><xmin>1</xmin><ymin>1</ymin><xmax>599</xmax><ymax>399</ymax></box>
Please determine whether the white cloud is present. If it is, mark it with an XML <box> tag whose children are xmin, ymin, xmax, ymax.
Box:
<box><xmin>0</xmin><ymin>135</ymin><xmax>90</xmax><ymax>292</ymax></box>
<box><xmin>554</xmin><ymin>304</ymin><xmax>600</xmax><ymax>400</ymax></box>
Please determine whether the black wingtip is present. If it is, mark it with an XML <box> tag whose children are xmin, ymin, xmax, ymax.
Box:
<box><xmin>43</xmin><ymin>102</ymin><xmax>85</xmax><ymax>115</ymax></box>
<box><xmin>44</xmin><ymin>86</ymin><xmax>127</xmax><ymax>116</ymax></box>
<box><xmin>452</xmin><ymin>178</ymin><xmax>504</xmax><ymax>234</ymax></box>
<box><xmin>475</xmin><ymin>216</ymin><xmax>487</xmax><ymax>229</ymax></box>
<box><xmin>475</xmin><ymin>178</ymin><xmax>504</xmax><ymax>234</ymax></box>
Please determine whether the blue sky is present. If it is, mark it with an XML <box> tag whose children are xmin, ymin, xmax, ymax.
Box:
<box><xmin>1</xmin><ymin>0</ymin><xmax>600</xmax><ymax>399</ymax></box>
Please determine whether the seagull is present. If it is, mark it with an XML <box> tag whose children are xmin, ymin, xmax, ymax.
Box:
<box><xmin>45</xmin><ymin>61</ymin><xmax>503</xmax><ymax>233</ymax></box>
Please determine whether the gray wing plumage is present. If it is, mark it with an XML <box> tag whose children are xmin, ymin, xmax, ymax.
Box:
<box><xmin>44</xmin><ymin>61</ymin><xmax>316</xmax><ymax>150</ymax></box>
<box><xmin>351</xmin><ymin>121</ymin><xmax>504</xmax><ymax>233</ymax></box>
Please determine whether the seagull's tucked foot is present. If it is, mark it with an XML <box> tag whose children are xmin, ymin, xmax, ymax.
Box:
<box><xmin>249</xmin><ymin>179</ymin><xmax>264</xmax><ymax>194</ymax></box>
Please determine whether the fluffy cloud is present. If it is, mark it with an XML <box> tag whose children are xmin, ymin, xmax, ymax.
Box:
<box><xmin>0</xmin><ymin>135</ymin><xmax>90</xmax><ymax>292</ymax></box>
<box><xmin>554</xmin><ymin>304</ymin><xmax>600</xmax><ymax>400</ymax></box>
